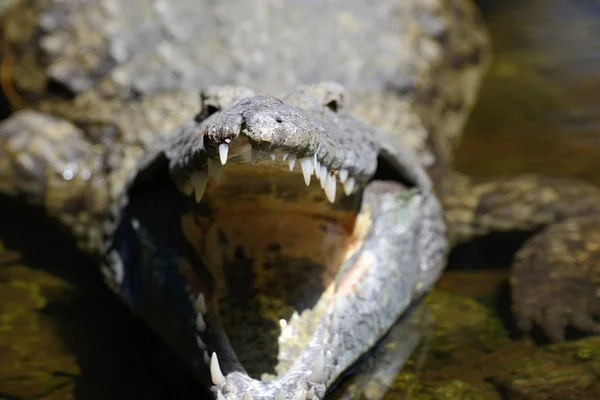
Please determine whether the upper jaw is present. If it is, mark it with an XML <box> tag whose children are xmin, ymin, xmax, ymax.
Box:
<box><xmin>166</xmin><ymin>85</ymin><xmax>382</xmax><ymax>201</ymax></box>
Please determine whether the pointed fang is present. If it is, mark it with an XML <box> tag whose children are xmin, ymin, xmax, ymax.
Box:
<box><xmin>295</xmin><ymin>390</ymin><xmax>307</xmax><ymax>400</ymax></box>
<box><xmin>211</xmin><ymin>353</ymin><xmax>226</xmax><ymax>385</ymax></box>
<box><xmin>244</xmin><ymin>392</ymin><xmax>254</xmax><ymax>400</ymax></box>
<box><xmin>195</xmin><ymin>293</ymin><xmax>207</xmax><ymax>315</ymax></box>
<box><xmin>343</xmin><ymin>177</ymin><xmax>355</xmax><ymax>196</ymax></box>
<box><xmin>339</xmin><ymin>169</ymin><xmax>349</xmax><ymax>183</ymax></box>
<box><xmin>309</xmin><ymin>350</ymin><xmax>325</xmax><ymax>383</ymax></box>
<box><xmin>219</xmin><ymin>143</ymin><xmax>229</xmax><ymax>165</ymax></box>
<box><xmin>288</xmin><ymin>153</ymin><xmax>297</xmax><ymax>171</ymax></box>
<box><xmin>325</xmin><ymin>173</ymin><xmax>336</xmax><ymax>203</ymax></box>
<box><xmin>319</xmin><ymin>166</ymin><xmax>327</xmax><ymax>188</ymax></box>
<box><xmin>270</xmin><ymin>152</ymin><xmax>276</xmax><ymax>161</ymax></box>
<box><xmin>196</xmin><ymin>313</ymin><xmax>206</xmax><ymax>332</ymax></box>
<box><xmin>282</xmin><ymin>152</ymin><xmax>289</xmax><ymax>161</ymax></box>
<box><xmin>196</xmin><ymin>335</ymin><xmax>206</xmax><ymax>349</ymax></box>
<box><xmin>300</xmin><ymin>158</ymin><xmax>313</xmax><ymax>186</ymax></box>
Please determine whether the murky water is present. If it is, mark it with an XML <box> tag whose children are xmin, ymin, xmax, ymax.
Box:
<box><xmin>2</xmin><ymin>1</ymin><xmax>600</xmax><ymax>399</ymax></box>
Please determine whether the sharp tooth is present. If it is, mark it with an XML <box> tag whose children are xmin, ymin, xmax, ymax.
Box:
<box><xmin>288</xmin><ymin>153</ymin><xmax>297</xmax><ymax>171</ymax></box>
<box><xmin>282</xmin><ymin>152</ymin><xmax>289</xmax><ymax>161</ymax></box>
<box><xmin>208</xmin><ymin>158</ymin><xmax>222</xmax><ymax>183</ymax></box>
<box><xmin>191</xmin><ymin>172</ymin><xmax>208</xmax><ymax>202</ymax></box>
<box><xmin>195</xmin><ymin>293</ymin><xmax>207</xmax><ymax>315</ymax></box>
<box><xmin>277</xmin><ymin>391</ymin><xmax>285</xmax><ymax>400</ymax></box>
<box><xmin>325</xmin><ymin>173</ymin><xmax>336</xmax><ymax>203</ymax></box>
<box><xmin>244</xmin><ymin>392</ymin><xmax>254</xmax><ymax>400</ymax></box>
<box><xmin>204</xmin><ymin>351</ymin><xmax>210</xmax><ymax>365</ymax></box>
<box><xmin>300</xmin><ymin>158</ymin><xmax>313</xmax><ymax>186</ymax></box>
<box><xmin>251</xmin><ymin>147</ymin><xmax>259</xmax><ymax>165</ymax></box>
<box><xmin>196</xmin><ymin>313</ymin><xmax>206</xmax><ymax>331</ymax></box>
<box><xmin>211</xmin><ymin>353</ymin><xmax>226</xmax><ymax>385</ymax></box>
<box><xmin>270</xmin><ymin>152</ymin><xmax>276</xmax><ymax>161</ymax></box>
<box><xmin>319</xmin><ymin>166</ymin><xmax>327</xmax><ymax>188</ymax></box>
<box><xmin>313</xmin><ymin>154</ymin><xmax>318</xmax><ymax>170</ymax></box>
<box><xmin>196</xmin><ymin>335</ymin><xmax>206</xmax><ymax>349</ymax></box>
<box><xmin>339</xmin><ymin>169</ymin><xmax>349</xmax><ymax>183</ymax></box>
<box><xmin>331</xmin><ymin>333</ymin><xmax>340</xmax><ymax>349</ymax></box>
<box><xmin>315</xmin><ymin>160</ymin><xmax>321</xmax><ymax>179</ymax></box>
<box><xmin>218</xmin><ymin>143</ymin><xmax>229</xmax><ymax>165</ymax></box>
<box><xmin>309</xmin><ymin>350</ymin><xmax>325</xmax><ymax>383</ymax></box>
<box><xmin>295</xmin><ymin>390</ymin><xmax>307</xmax><ymax>400</ymax></box>
<box><xmin>343</xmin><ymin>177</ymin><xmax>355</xmax><ymax>196</ymax></box>
<box><xmin>217</xmin><ymin>391</ymin><xmax>226</xmax><ymax>400</ymax></box>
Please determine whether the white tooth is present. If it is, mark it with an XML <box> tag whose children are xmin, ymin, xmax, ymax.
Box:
<box><xmin>195</xmin><ymin>293</ymin><xmax>207</xmax><ymax>315</ymax></box>
<box><xmin>307</xmin><ymin>387</ymin><xmax>315</xmax><ymax>400</ymax></box>
<box><xmin>325</xmin><ymin>173</ymin><xmax>336</xmax><ymax>203</ymax></box>
<box><xmin>211</xmin><ymin>353</ymin><xmax>226</xmax><ymax>385</ymax></box>
<box><xmin>313</xmin><ymin>154</ymin><xmax>318</xmax><ymax>170</ymax></box>
<box><xmin>196</xmin><ymin>313</ymin><xmax>206</xmax><ymax>331</ymax></box>
<box><xmin>309</xmin><ymin>349</ymin><xmax>325</xmax><ymax>383</ymax></box>
<box><xmin>339</xmin><ymin>169</ymin><xmax>349</xmax><ymax>183</ymax></box>
<box><xmin>204</xmin><ymin>351</ymin><xmax>210</xmax><ymax>365</ymax></box>
<box><xmin>208</xmin><ymin>158</ymin><xmax>222</xmax><ymax>183</ymax></box>
<box><xmin>277</xmin><ymin>391</ymin><xmax>285</xmax><ymax>400</ymax></box>
<box><xmin>315</xmin><ymin>160</ymin><xmax>321</xmax><ymax>179</ymax></box>
<box><xmin>295</xmin><ymin>390</ymin><xmax>307</xmax><ymax>400</ymax></box>
<box><xmin>326</xmin><ymin>350</ymin><xmax>333</xmax><ymax>362</ymax></box>
<box><xmin>331</xmin><ymin>333</ymin><xmax>340</xmax><ymax>348</ymax></box>
<box><xmin>343</xmin><ymin>177</ymin><xmax>355</xmax><ymax>196</ymax></box>
<box><xmin>282</xmin><ymin>152</ymin><xmax>289</xmax><ymax>161</ymax></box>
<box><xmin>218</xmin><ymin>143</ymin><xmax>229</xmax><ymax>165</ymax></box>
<box><xmin>191</xmin><ymin>172</ymin><xmax>208</xmax><ymax>202</ymax></box>
<box><xmin>288</xmin><ymin>153</ymin><xmax>297</xmax><ymax>171</ymax></box>
<box><xmin>270</xmin><ymin>152</ymin><xmax>276</xmax><ymax>161</ymax></box>
<box><xmin>251</xmin><ymin>147</ymin><xmax>259</xmax><ymax>165</ymax></box>
<box><xmin>217</xmin><ymin>391</ymin><xmax>226</xmax><ymax>400</ymax></box>
<box><xmin>319</xmin><ymin>166</ymin><xmax>327</xmax><ymax>188</ymax></box>
<box><xmin>244</xmin><ymin>392</ymin><xmax>254</xmax><ymax>400</ymax></box>
<box><xmin>300</xmin><ymin>158</ymin><xmax>313</xmax><ymax>186</ymax></box>
<box><xmin>196</xmin><ymin>334</ymin><xmax>206</xmax><ymax>349</ymax></box>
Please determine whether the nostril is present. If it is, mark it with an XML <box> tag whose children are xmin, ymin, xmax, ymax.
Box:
<box><xmin>275</xmin><ymin>117</ymin><xmax>283</xmax><ymax>123</ymax></box>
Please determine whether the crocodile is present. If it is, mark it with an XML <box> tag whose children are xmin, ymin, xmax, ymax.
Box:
<box><xmin>2</xmin><ymin>0</ymin><xmax>600</xmax><ymax>399</ymax></box>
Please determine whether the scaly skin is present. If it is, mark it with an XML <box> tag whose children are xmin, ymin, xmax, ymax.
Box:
<box><xmin>1</xmin><ymin>0</ymin><xmax>599</xmax><ymax>398</ymax></box>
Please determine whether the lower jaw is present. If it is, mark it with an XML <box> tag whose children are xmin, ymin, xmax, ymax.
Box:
<box><xmin>178</xmin><ymin>182</ymin><xmax>422</xmax><ymax>399</ymax></box>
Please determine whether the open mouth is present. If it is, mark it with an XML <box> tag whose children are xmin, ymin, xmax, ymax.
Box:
<box><xmin>179</xmin><ymin>135</ymin><xmax>375</xmax><ymax>385</ymax></box>
<box><xmin>122</xmin><ymin>89</ymin><xmax>429</xmax><ymax>400</ymax></box>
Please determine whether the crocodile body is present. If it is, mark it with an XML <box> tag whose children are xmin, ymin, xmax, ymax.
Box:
<box><xmin>2</xmin><ymin>0</ymin><xmax>600</xmax><ymax>399</ymax></box>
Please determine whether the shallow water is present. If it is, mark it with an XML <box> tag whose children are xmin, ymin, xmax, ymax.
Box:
<box><xmin>2</xmin><ymin>1</ymin><xmax>600</xmax><ymax>399</ymax></box>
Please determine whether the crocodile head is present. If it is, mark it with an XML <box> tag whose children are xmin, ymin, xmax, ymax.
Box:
<box><xmin>108</xmin><ymin>83</ymin><xmax>445</xmax><ymax>399</ymax></box>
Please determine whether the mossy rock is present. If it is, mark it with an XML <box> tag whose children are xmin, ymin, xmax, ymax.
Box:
<box><xmin>488</xmin><ymin>337</ymin><xmax>600</xmax><ymax>400</ymax></box>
